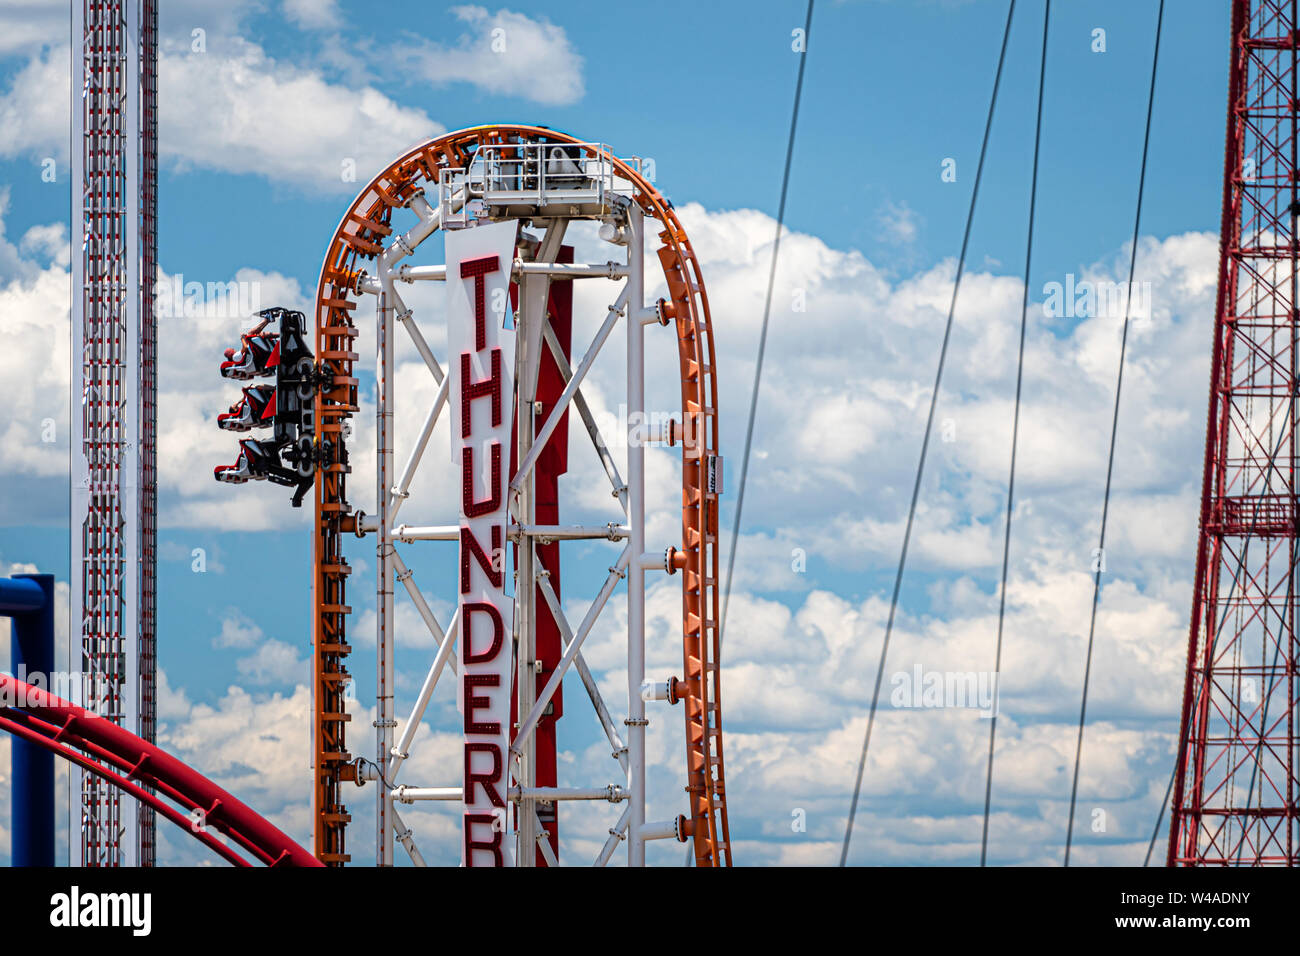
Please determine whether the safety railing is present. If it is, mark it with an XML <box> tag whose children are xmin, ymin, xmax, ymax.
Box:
<box><xmin>439</xmin><ymin>141</ymin><xmax>640</xmax><ymax>227</ymax></box>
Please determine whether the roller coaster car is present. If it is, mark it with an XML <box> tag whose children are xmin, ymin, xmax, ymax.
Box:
<box><xmin>213</xmin><ymin>439</ymin><xmax>276</xmax><ymax>484</ymax></box>
<box><xmin>214</xmin><ymin>307</ymin><xmax>317</xmax><ymax>507</ymax></box>
<box><xmin>220</xmin><ymin>318</ymin><xmax>280</xmax><ymax>381</ymax></box>
<box><xmin>217</xmin><ymin>385</ymin><xmax>276</xmax><ymax>432</ymax></box>
<box><xmin>263</xmin><ymin>307</ymin><xmax>311</xmax><ymax>362</ymax></box>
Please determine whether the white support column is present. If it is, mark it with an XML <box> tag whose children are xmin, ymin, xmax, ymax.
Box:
<box><xmin>626</xmin><ymin>208</ymin><xmax>647</xmax><ymax>867</ymax></box>
<box><xmin>374</xmin><ymin>198</ymin><xmax>443</xmax><ymax>866</ymax></box>
<box><xmin>376</xmin><ymin>275</ymin><xmax>397</xmax><ymax>866</ymax></box>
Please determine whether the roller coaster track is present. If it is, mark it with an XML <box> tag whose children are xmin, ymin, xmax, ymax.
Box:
<box><xmin>312</xmin><ymin>125</ymin><xmax>731</xmax><ymax>866</ymax></box>
<box><xmin>0</xmin><ymin>674</ymin><xmax>319</xmax><ymax>867</ymax></box>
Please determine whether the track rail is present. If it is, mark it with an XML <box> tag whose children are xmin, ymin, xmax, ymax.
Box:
<box><xmin>311</xmin><ymin>125</ymin><xmax>730</xmax><ymax>865</ymax></box>
<box><xmin>0</xmin><ymin>674</ymin><xmax>320</xmax><ymax>867</ymax></box>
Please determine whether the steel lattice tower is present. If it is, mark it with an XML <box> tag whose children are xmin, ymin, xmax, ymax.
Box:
<box><xmin>1170</xmin><ymin>0</ymin><xmax>1300</xmax><ymax>866</ymax></box>
<box><xmin>70</xmin><ymin>0</ymin><xmax>157</xmax><ymax>867</ymax></box>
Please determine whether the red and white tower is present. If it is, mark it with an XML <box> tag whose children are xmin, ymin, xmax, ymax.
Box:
<box><xmin>69</xmin><ymin>0</ymin><xmax>157</xmax><ymax>867</ymax></box>
<box><xmin>1170</xmin><ymin>0</ymin><xmax>1300</xmax><ymax>866</ymax></box>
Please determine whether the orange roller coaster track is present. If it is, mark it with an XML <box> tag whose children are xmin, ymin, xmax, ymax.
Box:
<box><xmin>310</xmin><ymin>125</ymin><xmax>730</xmax><ymax>866</ymax></box>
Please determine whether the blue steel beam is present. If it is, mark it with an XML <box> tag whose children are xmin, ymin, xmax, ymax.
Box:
<box><xmin>2</xmin><ymin>573</ymin><xmax>54</xmax><ymax>867</ymax></box>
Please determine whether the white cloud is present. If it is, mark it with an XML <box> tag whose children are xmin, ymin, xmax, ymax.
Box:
<box><xmin>0</xmin><ymin>10</ymin><xmax>586</xmax><ymax>189</ymax></box>
<box><xmin>210</xmin><ymin>610</ymin><xmax>310</xmax><ymax>686</ymax></box>
<box><xmin>284</xmin><ymin>0</ymin><xmax>343</xmax><ymax>30</ymax></box>
<box><xmin>161</xmin><ymin>1</ymin><xmax>266</xmax><ymax>43</ymax></box>
<box><xmin>157</xmin><ymin>668</ymin><xmax>193</xmax><ymax>721</ymax></box>
<box><xmin>159</xmin><ymin>39</ymin><xmax>442</xmax><ymax>191</ymax></box>
<box><xmin>393</xmin><ymin>5</ymin><xmax>585</xmax><ymax>106</ymax></box>
<box><xmin>0</xmin><ymin>203</ymin><xmax>70</xmax><ymax>487</ymax></box>
<box><xmin>0</xmin><ymin>44</ymin><xmax>66</xmax><ymax>163</ymax></box>
<box><xmin>235</xmin><ymin>639</ymin><xmax>310</xmax><ymax>686</ymax></box>
<box><xmin>212</xmin><ymin>611</ymin><xmax>266</xmax><ymax>650</ymax></box>
<box><xmin>0</xmin><ymin>191</ymin><xmax>321</xmax><ymax>527</ymax></box>
<box><xmin>155</xmin><ymin>684</ymin><xmax>314</xmax><ymax>862</ymax></box>
<box><xmin>0</xmin><ymin>0</ymin><xmax>64</xmax><ymax>56</ymax></box>
<box><xmin>877</xmin><ymin>199</ymin><xmax>920</xmax><ymax>245</ymax></box>
<box><xmin>0</xmin><ymin>39</ymin><xmax>442</xmax><ymax>192</ymax></box>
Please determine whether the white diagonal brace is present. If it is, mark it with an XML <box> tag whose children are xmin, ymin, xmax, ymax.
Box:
<box><xmin>391</xmin><ymin>548</ymin><xmax>457</xmax><ymax>677</ymax></box>
<box><xmin>389</xmin><ymin>373</ymin><xmax>450</xmax><ymax>522</ymax></box>
<box><xmin>510</xmin><ymin>545</ymin><xmax>631</xmax><ymax>758</ymax></box>
<box><xmin>595</xmin><ymin>806</ymin><xmax>631</xmax><ymax>867</ymax></box>
<box><xmin>381</xmin><ymin>191</ymin><xmax>441</xmax><ymax>272</ymax></box>
<box><xmin>536</xmin><ymin>569</ymin><xmax>628</xmax><ymax>775</ymax></box>
<box><xmin>392</xmin><ymin>809</ymin><xmax>428</xmax><ymax>866</ymax></box>
<box><xmin>542</xmin><ymin>319</ymin><xmax>629</xmax><ymax>514</ymax></box>
<box><xmin>534</xmin><ymin>810</ymin><xmax>559</xmax><ymax>868</ymax></box>
<box><xmin>509</xmin><ymin>286</ymin><xmax>630</xmax><ymax>495</ymax></box>
<box><xmin>389</xmin><ymin>609</ymin><xmax>460</xmax><ymax>786</ymax></box>
<box><xmin>391</xmin><ymin>287</ymin><xmax>445</xmax><ymax>384</ymax></box>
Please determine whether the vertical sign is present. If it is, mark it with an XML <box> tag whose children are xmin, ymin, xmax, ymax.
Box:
<box><xmin>447</xmin><ymin>219</ymin><xmax>518</xmax><ymax>866</ymax></box>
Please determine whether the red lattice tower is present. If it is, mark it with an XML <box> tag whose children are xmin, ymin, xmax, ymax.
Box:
<box><xmin>1170</xmin><ymin>0</ymin><xmax>1300</xmax><ymax>866</ymax></box>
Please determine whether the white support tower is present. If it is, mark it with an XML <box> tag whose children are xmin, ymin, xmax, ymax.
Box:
<box><xmin>69</xmin><ymin>0</ymin><xmax>157</xmax><ymax>867</ymax></box>
<box><xmin>354</xmin><ymin>141</ymin><xmax>673</xmax><ymax>865</ymax></box>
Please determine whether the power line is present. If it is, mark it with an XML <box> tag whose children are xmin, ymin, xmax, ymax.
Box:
<box><xmin>717</xmin><ymin>0</ymin><xmax>815</xmax><ymax>652</ymax></box>
<box><xmin>1063</xmin><ymin>0</ymin><xmax>1163</xmax><ymax>867</ymax></box>
<box><xmin>839</xmin><ymin>0</ymin><xmax>1016</xmax><ymax>867</ymax></box>
<box><xmin>979</xmin><ymin>0</ymin><xmax>1050</xmax><ymax>869</ymax></box>
<box><xmin>1144</xmin><ymin>757</ymin><xmax>1177</xmax><ymax>865</ymax></box>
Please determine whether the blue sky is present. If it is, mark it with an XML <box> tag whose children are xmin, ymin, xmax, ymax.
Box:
<box><xmin>0</xmin><ymin>0</ymin><xmax>1239</xmax><ymax>866</ymax></box>
<box><xmin>0</xmin><ymin>1</ymin><xmax>1228</xmax><ymax>299</ymax></box>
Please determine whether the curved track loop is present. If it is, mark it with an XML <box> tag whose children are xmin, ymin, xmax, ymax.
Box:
<box><xmin>0</xmin><ymin>674</ymin><xmax>320</xmax><ymax>867</ymax></box>
<box><xmin>313</xmin><ymin>124</ymin><xmax>730</xmax><ymax>865</ymax></box>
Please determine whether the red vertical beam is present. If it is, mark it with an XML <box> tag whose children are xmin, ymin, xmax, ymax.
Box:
<box><xmin>531</xmin><ymin>246</ymin><xmax>573</xmax><ymax>864</ymax></box>
<box><xmin>507</xmin><ymin>245</ymin><xmax>572</xmax><ymax>865</ymax></box>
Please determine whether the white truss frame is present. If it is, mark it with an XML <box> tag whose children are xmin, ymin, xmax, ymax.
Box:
<box><xmin>355</xmin><ymin>170</ymin><xmax>685</xmax><ymax>866</ymax></box>
<box><xmin>70</xmin><ymin>0</ymin><xmax>147</xmax><ymax>868</ymax></box>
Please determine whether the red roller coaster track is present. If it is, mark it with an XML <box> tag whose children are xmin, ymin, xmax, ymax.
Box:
<box><xmin>0</xmin><ymin>674</ymin><xmax>319</xmax><ymax>867</ymax></box>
